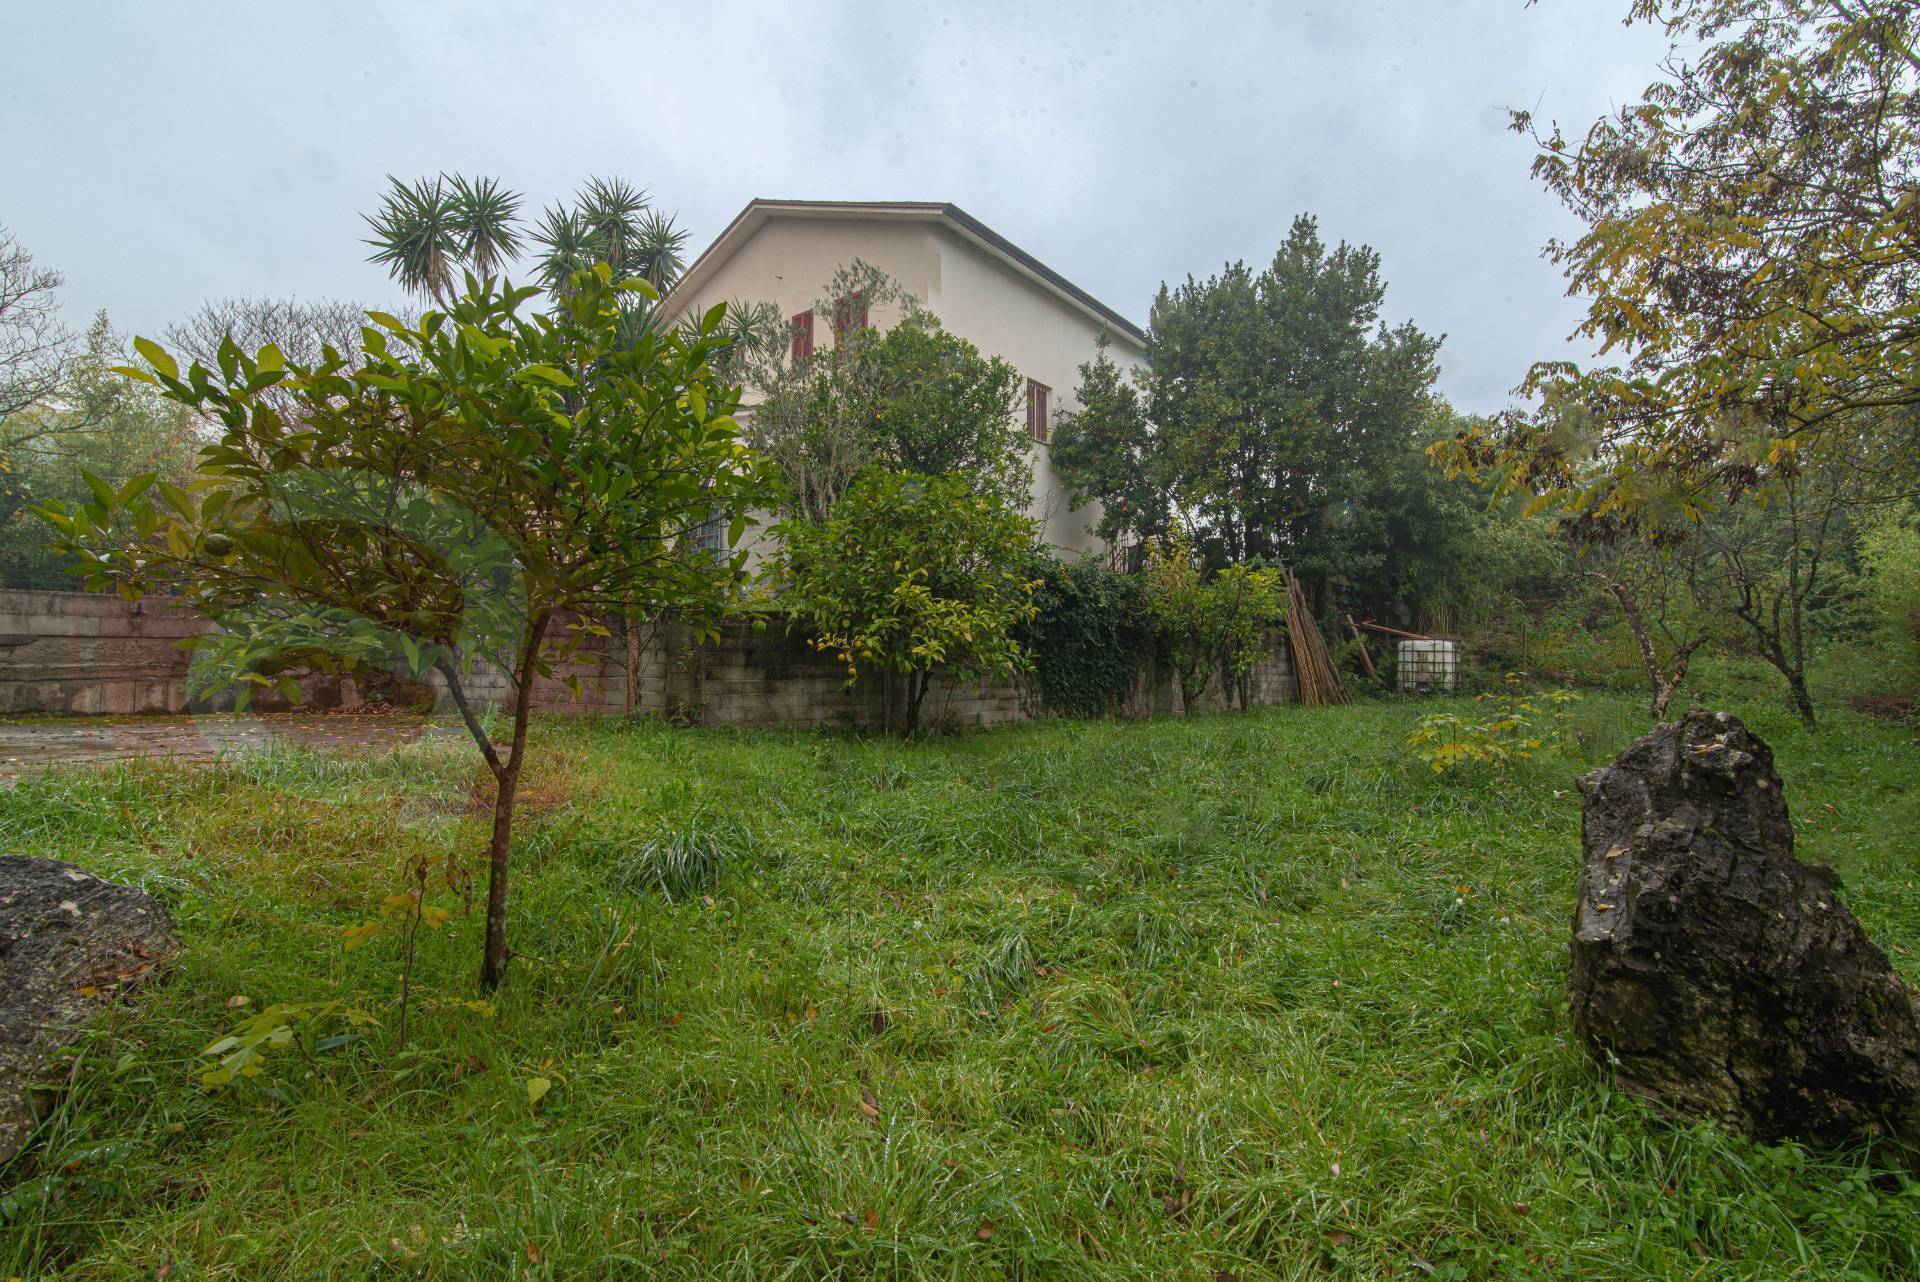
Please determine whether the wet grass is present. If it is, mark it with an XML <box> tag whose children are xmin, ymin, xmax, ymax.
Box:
<box><xmin>1</xmin><ymin>693</ymin><xmax>1917</xmax><ymax>1279</ymax></box>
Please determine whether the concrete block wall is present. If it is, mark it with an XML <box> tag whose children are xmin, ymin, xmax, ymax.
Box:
<box><xmin>0</xmin><ymin>590</ymin><xmax>1294</xmax><ymax>727</ymax></box>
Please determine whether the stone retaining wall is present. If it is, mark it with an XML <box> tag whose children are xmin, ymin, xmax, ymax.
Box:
<box><xmin>0</xmin><ymin>590</ymin><xmax>1294</xmax><ymax>726</ymax></box>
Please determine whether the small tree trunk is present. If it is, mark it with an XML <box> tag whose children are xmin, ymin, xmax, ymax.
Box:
<box><xmin>1598</xmin><ymin>574</ymin><xmax>1668</xmax><ymax>723</ymax></box>
<box><xmin>1650</xmin><ymin>635</ymin><xmax>1706</xmax><ymax>722</ymax></box>
<box><xmin>624</xmin><ymin>610</ymin><xmax>640</xmax><ymax>715</ymax></box>
<box><xmin>904</xmin><ymin>670</ymin><xmax>930</xmax><ymax>735</ymax></box>
<box><xmin>479</xmin><ymin>609</ymin><xmax>551</xmax><ymax>991</ymax></box>
<box><xmin>1786</xmin><ymin>669</ymin><xmax>1818</xmax><ymax>732</ymax></box>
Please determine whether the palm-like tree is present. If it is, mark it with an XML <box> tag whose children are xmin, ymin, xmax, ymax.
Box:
<box><xmin>630</xmin><ymin>209</ymin><xmax>690</xmax><ymax>292</ymax></box>
<box><xmin>363</xmin><ymin>175</ymin><xmax>461</xmax><ymax>304</ymax></box>
<box><xmin>530</xmin><ymin>205</ymin><xmax>600</xmax><ymax>298</ymax></box>
<box><xmin>367</xmin><ymin>172</ymin><xmax>690</xmax><ymax>318</ymax></box>
<box><xmin>577</xmin><ymin>177</ymin><xmax>650</xmax><ymax>276</ymax></box>
<box><xmin>446</xmin><ymin>174</ymin><xmax>523</xmax><ymax>281</ymax></box>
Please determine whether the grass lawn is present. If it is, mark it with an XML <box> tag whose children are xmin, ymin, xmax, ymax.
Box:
<box><xmin>2</xmin><ymin>693</ymin><xmax>1917</xmax><ymax>1279</ymax></box>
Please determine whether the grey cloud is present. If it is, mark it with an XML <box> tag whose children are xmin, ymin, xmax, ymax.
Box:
<box><xmin>3</xmin><ymin>0</ymin><xmax>1666</xmax><ymax>413</ymax></box>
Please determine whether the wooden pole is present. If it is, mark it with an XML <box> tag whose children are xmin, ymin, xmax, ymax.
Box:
<box><xmin>1356</xmin><ymin>619</ymin><xmax>1437</xmax><ymax>642</ymax></box>
<box><xmin>1346</xmin><ymin>615</ymin><xmax>1378</xmax><ymax>681</ymax></box>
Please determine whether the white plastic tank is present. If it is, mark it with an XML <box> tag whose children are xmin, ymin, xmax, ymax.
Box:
<box><xmin>1396</xmin><ymin>639</ymin><xmax>1459</xmax><ymax>693</ymax></box>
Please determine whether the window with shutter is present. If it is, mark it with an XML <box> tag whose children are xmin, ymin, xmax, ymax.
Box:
<box><xmin>790</xmin><ymin>309</ymin><xmax>813</xmax><ymax>364</ymax></box>
<box><xmin>831</xmin><ymin>291</ymin><xmax>868</xmax><ymax>340</ymax></box>
<box><xmin>1026</xmin><ymin>379</ymin><xmax>1050</xmax><ymax>443</ymax></box>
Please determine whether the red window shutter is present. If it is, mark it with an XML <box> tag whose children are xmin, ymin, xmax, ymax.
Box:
<box><xmin>790</xmin><ymin>309</ymin><xmax>813</xmax><ymax>364</ymax></box>
<box><xmin>1027</xmin><ymin>379</ymin><xmax>1049</xmax><ymax>443</ymax></box>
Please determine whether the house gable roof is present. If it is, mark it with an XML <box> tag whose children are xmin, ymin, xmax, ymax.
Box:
<box><xmin>659</xmin><ymin>199</ymin><xmax>1148</xmax><ymax>347</ymax></box>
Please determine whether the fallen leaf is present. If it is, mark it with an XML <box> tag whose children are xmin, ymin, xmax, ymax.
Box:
<box><xmin>869</xmin><ymin>1007</ymin><xmax>890</xmax><ymax>1036</ymax></box>
<box><xmin>862</xmin><ymin>1209</ymin><xmax>879</xmax><ymax>1232</ymax></box>
<box><xmin>975</xmin><ymin>1218</ymin><xmax>995</xmax><ymax>1241</ymax></box>
<box><xmin>526</xmin><ymin>1077</ymin><xmax>552</xmax><ymax>1107</ymax></box>
<box><xmin>526</xmin><ymin>1243</ymin><xmax>546</xmax><ymax>1264</ymax></box>
<box><xmin>226</xmin><ymin>995</ymin><xmax>250</xmax><ymax>1009</ymax></box>
<box><xmin>859</xmin><ymin>1088</ymin><xmax>880</xmax><ymax>1119</ymax></box>
<box><xmin>1327</xmin><ymin>1230</ymin><xmax>1353</xmax><ymax>1248</ymax></box>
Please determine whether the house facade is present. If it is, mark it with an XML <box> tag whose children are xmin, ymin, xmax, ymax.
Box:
<box><xmin>654</xmin><ymin>199</ymin><xmax>1149</xmax><ymax>558</ymax></box>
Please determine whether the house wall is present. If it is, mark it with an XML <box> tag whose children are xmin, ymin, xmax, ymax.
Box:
<box><xmin>658</xmin><ymin>212</ymin><xmax>1149</xmax><ymax>559</ymax></box>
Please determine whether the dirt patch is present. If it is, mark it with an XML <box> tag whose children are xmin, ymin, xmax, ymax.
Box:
<box><xmin>1850</xmin><ymin>692</ymin><xmax>1918</xmax><ymax>725</ymax></box>
<box><xmin>0</xmin><ymin>712</ymin><xmax>456</xmax><ymax>783</ymax></box>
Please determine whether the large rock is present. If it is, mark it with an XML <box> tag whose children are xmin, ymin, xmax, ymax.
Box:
<box><xmin>1569</xmin><ymin>710</ymin><xmax>1920</xmax><ymax>1152</ymax></box>
<box><xmin>1</xmin><ymin>856</ymin><xmax>178</xmax><ymax>1162</ymax></box>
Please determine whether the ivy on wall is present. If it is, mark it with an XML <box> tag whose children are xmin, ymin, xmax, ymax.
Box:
<box><xmin>1019</xmin><ymin>555</ymin><xmax>1152</xmax><ymax>718</ymax></box>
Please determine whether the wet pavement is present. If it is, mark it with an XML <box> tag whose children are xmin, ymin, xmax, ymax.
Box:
<box><xmin>0</xmin><ymin>712</ymin><xmax>457</xmax><ymax>782</ymax></box>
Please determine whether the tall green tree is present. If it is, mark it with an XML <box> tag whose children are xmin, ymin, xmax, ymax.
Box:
<box><xmin>39</xmin><ymin>269</ymin><xmax>774</xmax><ymax>988</ymax></box>
<box><xmin>1052</xmin><ymin>216</ymin><xmax>1442</xmax><ymax>612</ymax></box>
<box><xmin>1</xmin><ymin>314</ymin><xmax>199</xmax><ymax>587</ymax></box>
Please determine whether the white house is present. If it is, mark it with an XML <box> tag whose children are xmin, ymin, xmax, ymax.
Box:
<box><xmin>653</xmin><ymin>199</ymin><xmax>1149</xmax><ymax>558</ymax></box>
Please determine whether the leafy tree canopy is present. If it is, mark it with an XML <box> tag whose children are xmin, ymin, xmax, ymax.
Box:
<box><xmin>1439</xmin><ymin>0</ymin><xmax>1920</xmax><ymax>533</ymax></box>
<box><xmin>1052</xmin><ymin>216</ymin><xmax>1443</xmax><ymax>612</ymax></box>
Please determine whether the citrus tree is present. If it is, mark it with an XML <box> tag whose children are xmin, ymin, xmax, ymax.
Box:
<box><xmin>778</xmin><ymin>470</ymin><xmax>1037</xmax><ymax>732</ymax></box>
<box><xmin>37</xmin><ymin>267</ymin><xmax>773</xmax><ymax>988</ymax></box>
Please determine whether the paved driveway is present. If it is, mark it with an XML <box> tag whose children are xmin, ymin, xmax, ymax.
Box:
<box><xmin>0</xmin><ymin>712</ymin><xmax>455</xmax><ymax>782</ymax></box>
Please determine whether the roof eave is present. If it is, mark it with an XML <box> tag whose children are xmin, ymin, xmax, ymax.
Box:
<box><xmin>657</xmin><ymin>199</ymin><xmax>1148</xmax><ymax>348</ymax></box>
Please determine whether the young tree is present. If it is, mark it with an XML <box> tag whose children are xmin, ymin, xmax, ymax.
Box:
<box><xmin>1451</xmin><ymin>0</ymin><xmax>1920</xmax><ymax>531</ymax></box>
<box><xmin>1140</xmin><ymin>531</ymin><xmax>1285</xmax><ymax>713</ymax></box>
<box><xmin>779</xmin><ymin>470</ymin><xmax>1038</xmax><ymax>733</ymax></box>
<box><xmin>1048</xmin><ymin>334</ymin><xmax>1163</xmax><ymax>545</ymax></box>
<box><xmin>37</xmin><ymin>268</ymin><xmax>773</xmax><ymax>988</ymax></box>
<box><xmin>1582</xmin><ymin>537</ymin><xmax>1713</xmax><ymax>722</ymax></box>
<box><xmin>1688</xmin><ymin>441</ymin><xmax>1873</xmax><ymax>729</ymax></box>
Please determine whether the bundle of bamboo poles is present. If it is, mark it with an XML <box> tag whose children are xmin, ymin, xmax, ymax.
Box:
<box><xmin>1282</xmin><ymin>569</ymin><xmax>1350</xmax><ymax>706</ymax></box>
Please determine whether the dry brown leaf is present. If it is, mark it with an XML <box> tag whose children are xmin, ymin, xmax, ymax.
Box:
<box><xmin>859</xmin><ymin>1088</ymin><xmax>881</xmax><ymax>1119</ymax></box>
<box><xmin>975</xmin><ymin>1218</ymin><xmax>995</xmax><ymax>1240</ymax></box>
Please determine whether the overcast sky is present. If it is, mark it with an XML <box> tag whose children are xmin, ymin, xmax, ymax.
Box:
<box><xmin>5</xmin><ymin>1</ymin><xmax>1670</xmax><ymax>414</ymax></box>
